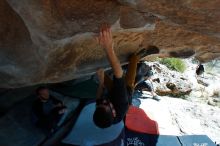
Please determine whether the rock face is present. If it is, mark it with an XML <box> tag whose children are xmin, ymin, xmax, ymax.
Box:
<box><xmin>149</xmin><ymin>62</ymin><xmax>192</xmax><ymax>97</ymax></box>
<box><xmin>1</xmin><ymin>0</ymin><xmax>220</xmax><ymax>88</ymax></box>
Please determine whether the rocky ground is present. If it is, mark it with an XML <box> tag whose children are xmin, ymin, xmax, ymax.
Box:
<box><xmin>185</xmin><ymin>59</ymin><xmax>220</xmax><ymax>107</ymax></box>
<box><xmin>147</xmin><ymin>58</ymin><xmax>220</xmax><ymax>107</ymax></box>
<box><xmin>148</xmin><ymin>61</ymin><xmax>193</xmax><ymax>97</ymax></box>
<box><xmin>138</xmin><ymin>59</ymin><xmax>220</xmax><ymax>144</ymax></box>
<box><xmin>139</xmin><ymin>96</ymin><xmax>220</xmax><ymax>144</ymax></box>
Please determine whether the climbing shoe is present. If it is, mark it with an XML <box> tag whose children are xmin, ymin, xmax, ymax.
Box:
<box><xmin>136</xmin><ymin>46</ymin><xmax>160</xmax><ymax>58</ymax></box>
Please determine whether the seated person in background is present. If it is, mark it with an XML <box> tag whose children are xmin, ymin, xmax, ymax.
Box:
<box><xmin>196</xmin><ymin>63</ymin><xmax>204</xmax><ymax>78</ymax></box>
<box><xmin>32</xmin><ymin>86</ymin><xmax>67</xmax><ymax>132</ymax></box>
<box><xmin>93</xmin><ymin>24</ymin><xmax>160</xmax><ymax>128</ymax></box>
<box><xmin>135</xmin><ymin>62</ymin><xmax>160</xmax><ymax>101</ymax></box>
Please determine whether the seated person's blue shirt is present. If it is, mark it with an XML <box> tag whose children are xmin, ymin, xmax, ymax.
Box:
<box><xmin>43</xmin><ymin>99</ymin><xmax>55</xmax><ymax>115</ymax></box>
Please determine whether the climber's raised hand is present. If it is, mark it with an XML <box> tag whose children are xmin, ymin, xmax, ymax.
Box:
<box><xmin>98</xmin><ymin>23</ymin><xmax>114</xmax><ymax>52</ymax></box>
<box><xmin>97</xmin><ymin>23</ymin><xmax>122</xmax><ymax>78</ymax></box>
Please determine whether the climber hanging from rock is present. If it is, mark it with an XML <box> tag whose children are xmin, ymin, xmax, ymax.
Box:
<box><xmin>93</xmin><ymin>24</ymin><xmax>160</xmax><ymax>128</ymax></box>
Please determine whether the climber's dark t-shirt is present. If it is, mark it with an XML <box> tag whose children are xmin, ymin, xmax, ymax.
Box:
<box><xmin>109</xmin><ymin>77</ymin><xmax>129</xmax><ymax>124</ymax></box>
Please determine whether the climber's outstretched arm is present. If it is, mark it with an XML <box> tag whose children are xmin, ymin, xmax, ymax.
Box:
<box><xmin>97</xmin><ymin>24</ymin><xmax>123</xmax><ymax>78</ymax></box>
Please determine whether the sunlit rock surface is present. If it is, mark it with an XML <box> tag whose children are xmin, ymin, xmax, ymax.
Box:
<box><xmin>1</xmin><ymin>0</ymin><xmax>220</xmax><ymax>88</ymax></box>
<box><xmin>139</xmin><ymin>96</ymin><xmax>220</xmax><ymax>144</ymax></box>
<box><xmin>151</xmin><ymin>62</ymin><xmax>192</xmax><ymax>97</ymax></box>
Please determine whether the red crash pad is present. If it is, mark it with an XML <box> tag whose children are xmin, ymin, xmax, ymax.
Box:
<box><xmin>125</xmin><ymin>106</ymin><xmax>159</xmax><ymax>135</ymax></box>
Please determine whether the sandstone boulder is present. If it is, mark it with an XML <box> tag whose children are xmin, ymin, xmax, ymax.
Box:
<box><xmin>1</xmin><ymin>0</ymin><xmax>220</xmax><ymax>88</ymax></box>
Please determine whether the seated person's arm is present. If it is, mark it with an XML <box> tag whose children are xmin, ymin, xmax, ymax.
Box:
<box><xmin>51</xmin><ymin>96</ymin><xmax>64</xmax><ymax>107</ymax></box>
<box><xmin>98</xmin><ymin>24</ymin><xmax>123</xmax><ymax>79</ymax></box>
<box><xmin>51</xmin><ymin>96</ymin><xmax>67</xmax><ymax>115</ymax></box>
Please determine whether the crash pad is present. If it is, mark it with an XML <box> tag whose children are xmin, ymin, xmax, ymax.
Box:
<box><xmin>125</xmin><ymin>105</ymin><xmax>159</xmax><ymax>135</ymax></box>
<box><xmin>125</xmin><ymin>129</ymin><xmax>180</xmax><ymax>146</ymax></box>
<box><xmin>178</xmin><ymin>135</ymin><xmax>216</xmax><ymax>146</ymax></box>
<box><xmin>124</xmin><ymin>129</ymin><xmax>216</xmax><ymax>146</ymax></box>
<box><xmin>62</xmin><ymin>102</ymin><xmax>124</xmax><ymax>146</ymax></box>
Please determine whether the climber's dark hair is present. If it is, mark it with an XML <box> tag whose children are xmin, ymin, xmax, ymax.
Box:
<box><xmin>93</xmin><ymin>106</ymin><xmax>114</xmax><ymax>128</ymax></box>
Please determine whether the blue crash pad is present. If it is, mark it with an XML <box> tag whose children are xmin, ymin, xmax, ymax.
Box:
<box><xmin>125</xmin><ymin>129</ymin><xmax>181</xmax><ymax>146</ymax></box>
<box><xmin>62</xmin><ymin>103</ymin><xmax>124</xmax><ymax>146</ymax></box>
<box><xmin>178</xmin><ymin>135</ymin><xmax>216</xmax><ymax>146</ymax></box>
<box><xmin>124</xmin><ymin>129</ymin><xmax>216</xmax><ymax>146</ymax></box>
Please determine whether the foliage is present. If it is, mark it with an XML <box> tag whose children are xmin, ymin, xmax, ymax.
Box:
<box><xmin>160</xmin><ymin>58</ymin><xmax>186</xmax><ymax>73</ymax></box>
